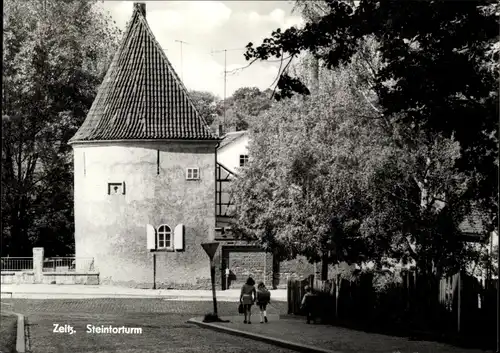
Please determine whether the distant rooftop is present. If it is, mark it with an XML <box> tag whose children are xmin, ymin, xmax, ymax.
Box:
<box><xmin>218</xmin><ymin>131</ymin><xmax>247</xmax><ymax>149</ymax></box>
<box><xmin>70</xmin><ymin>3</ymin><xmax>216</xmax><ymax>143</ymax></box>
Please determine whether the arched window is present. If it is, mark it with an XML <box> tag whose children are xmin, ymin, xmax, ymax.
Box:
<box><xmin>157</xmin><ymin>225</ymin><xmax>172</xmax><ymax>249</ymax></box>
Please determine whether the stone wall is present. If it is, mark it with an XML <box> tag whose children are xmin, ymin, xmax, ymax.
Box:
<box><xmin>1</xmin><ymin>248</ymin><xmax>99</xmax><ymax>285</ymax></box>
<box><xmin>218</xmin><ymin>243</ymin><xmax>315</xmax><ymax>290</ymax></box>
<box><xmin>73</xmin><ymin>140</ymin><xmax>218</xmax><ymax>288</ymax></box>
<box><xmin>1</xmin><ymin>272</ymin><xmax>99</xmax><ymax>285</ymax></box>
<box><xmin>226</xmin><ymin>252</ymin><xmax>272</xmax><ymax>288</ymax></box>
<box><xmin>1</xmin><ymin>272</ymin><xmax>35</xmax><ymax>284</ymax></box>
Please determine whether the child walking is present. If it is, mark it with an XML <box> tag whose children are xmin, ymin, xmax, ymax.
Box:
<box><xmin>300</xmin><ymin>285</ymin><xmax>315</xmax><ymax>324</ymax></box>
<box><xmin>240</xmin><ymin>277</ymin><xmax>256</xmax><ymax>324</ymax></box>
<box><xmin>256</xmin><ymin>282</ymin><xmax>271</xmax><ymax>323</ymax></box>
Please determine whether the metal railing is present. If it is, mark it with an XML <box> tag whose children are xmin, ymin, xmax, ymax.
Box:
<box><xmin>43</xmin><ymin>257</ymin><xmax>95</xmax><ymax>272</ymax></box>
<box><xmin>0</xmin><ymin>257</ymin><xmax>34</xmax><ymax>272</ymax></box>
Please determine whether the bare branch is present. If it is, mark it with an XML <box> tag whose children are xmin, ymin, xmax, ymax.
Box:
<box><xmin>226</xmin><ymin>55</ymin><xmax>295</xmax><ymax>77</ymax></box>
<box><xmin>266</xmin><ymin>55</ymin><xmax>294</xmax><ymax>63</ymax></box>
<box><xmin>271</xmin><ymin>55</ymin><xmax>295</xmax><ymax>100</ymax></box>
<box><xmin>359</xmin><ymin>90</ymin><xmax>381</xmax><ymax>113</ymax></box>
<box><xmin>269</xmin><ymin>49</ymin><xmax>285</xmax><ymax>88</ymax></box>
<box><xmin>226</xmin><ymin>57</ymin><xmax>259</xmax><ymax>75</ymax></box>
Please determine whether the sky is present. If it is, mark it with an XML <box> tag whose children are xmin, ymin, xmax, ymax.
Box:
<box><xmin>99</xmin><ymin>1</ymin><xmax>304</xmax><ymax>99</ymax></box>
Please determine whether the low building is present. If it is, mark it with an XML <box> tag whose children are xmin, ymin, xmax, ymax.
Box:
<box><xmin>215</xmin><ymin>130</ymin><xmax>314</xmax><ymax>289</ymax></box>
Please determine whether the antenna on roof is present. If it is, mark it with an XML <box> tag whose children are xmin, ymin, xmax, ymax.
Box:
<box><xmin>224</xmin><ymin>49</ymin><xmax>227</xmax><ymax>132</ymax></box>
<box><xmin>211</xmin><ymin>48</ymin><xmax>229</xmax><ymax>134</ymax></box>
<box><xmin>175</xmin><ymin>40</ymin><xmax>189</xmax><ymax>82</ymax></box>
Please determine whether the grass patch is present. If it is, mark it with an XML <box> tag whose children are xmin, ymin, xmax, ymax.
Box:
<box><xmin>0</xmin><ymin>312</ymin><xmax>17</xmax><ymax>353</ymax></box>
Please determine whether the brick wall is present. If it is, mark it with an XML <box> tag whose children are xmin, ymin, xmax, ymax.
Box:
<box><xmin>225</xmin><ymin>252</ymin><xmax>272</xmax><ymax>288</ymax></box>
<box><xmin>219</xmin><ymin>246</ymin><xmax>315</xmax><ymax>290</ymax></box>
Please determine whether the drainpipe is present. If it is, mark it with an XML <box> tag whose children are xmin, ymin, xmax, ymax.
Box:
<box><xmin>215</xmin><ymin>135</ymin><xmax>221</xmax><ymax>288</ymax></box>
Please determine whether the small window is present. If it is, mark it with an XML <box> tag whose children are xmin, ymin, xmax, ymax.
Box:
<box><xmin>239</xmin><ymin>155</ymin><xmax>249</xmax><ymax>167</ymax></box>
<box><xmin>186</xmin><ymin>168</ymin><xmax>200</xmax><ymax>180</ymax></box>
<box><xmin>108</xmin><ymin>182</ymin><xmax>125</xmax><ymax>195</ymax></box>
<box><xmin>157</xmin><ymin>224</ymin><xmax>172</xmax><ymax>249</ymax></box>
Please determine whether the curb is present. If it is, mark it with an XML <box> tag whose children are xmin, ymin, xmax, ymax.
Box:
<box><xmin>3</xmin><ymin>310</ymin><xmax>26</xmax><ymax>353</ymax></box>
<box><xmin>187</xmin><ymin>318</ymin><xmax>340</xmax><ymax>353</ymax></box>
<box><xmin>0</xmin><ymin>291</ymin><xmax>287</xmax><ymax>302</ymax></box>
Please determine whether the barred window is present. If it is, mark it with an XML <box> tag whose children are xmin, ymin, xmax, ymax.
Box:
<box><xmin>239</xmin><ymin>155</ymin><xmax>249</xmax><ymax>167</ymax></box>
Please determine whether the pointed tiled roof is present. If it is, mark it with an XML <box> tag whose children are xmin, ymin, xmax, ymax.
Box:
<box><xmin>69</xmin><ymin>4</ymin><xmax>216</xmax><ymax>143</ymax></box>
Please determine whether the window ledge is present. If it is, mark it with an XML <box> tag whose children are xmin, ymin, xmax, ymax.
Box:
<box><xmin>151</xmin><ymin>248</ymin><xmax>175</xmax><ymax>253</ymax></box>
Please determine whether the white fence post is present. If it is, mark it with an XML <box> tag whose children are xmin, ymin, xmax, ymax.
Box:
<box><xmin>32</xmin><ymin>247</ymin><xmax>44</xmax><ymax>283</ymax></box>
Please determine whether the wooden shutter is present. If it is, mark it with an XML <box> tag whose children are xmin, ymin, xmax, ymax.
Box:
<box><xmin>174</xmin><ymin>224</ymin><xmax>184</xmax><ymax>251</ymax></box>
<box><xmin>146</xmin><ymin>224</ymin><xmax>156</xmax><ymax>250</ymax></box>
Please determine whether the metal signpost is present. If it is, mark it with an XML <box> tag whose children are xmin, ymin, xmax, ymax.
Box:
<box><xmin>201</xmin><ymin>242</ymin><xmax>220</xmax><ymax>317</ymax></box>
<box><xmin>497</xmin><ymin>228</ymin><xmax>500</xmax><ymax>353</ymax></box>
<box><xmin>152</xmin><ymin>253</ymin><xmax>156</xmax><ymax>290</ymax></box>
<box><xmin>146</xmin><ymin>224</ymin><xmax>157</xmax><ymax>290</ymax></box>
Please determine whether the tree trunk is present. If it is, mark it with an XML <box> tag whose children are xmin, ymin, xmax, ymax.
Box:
<box><xmin>310</xmin><ymin>55</ymin><xmax>319</xmax><ymax>94</ymax></box>
<box><xmin>335</xmin><ymin>274</ymin><xmax>341</xmax><ymax>319</ymax></box>
<box><xmin>272</xmin><ymin>254</ymin><xmax>280</xmax><ymax>289</ymax></box>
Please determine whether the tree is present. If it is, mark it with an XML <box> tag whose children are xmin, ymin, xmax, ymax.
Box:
<box><xmin>231</xmin><ymin>57</ymin><xmax>384</xmax><ymax>277</ymax></box>
<box><xmin>234</xmin><ymin>2</ymin><xmax>497</xmax><ymax>279</ymax></box>
<box><xmin>189</xmin><ymin>90</ymin><xmax>220</xmax><ymax>127</ymax></box>
<box><xmin>360</xmin><ymin>129</ymin><xmax>477</xmax><ymax>277</ymax></box>
<box><xmin>243</xmin><ymin>0</ymin><xmax>499</xmax><ymax>233</ymax></box>
<box><xmin>2</xmin><ymin>0</ymin><xmax>121</xmax><ymax>256</ymax></box>
<box><xmin>213</xmin><ymin>87</ymin><xmax>274</xmax><ymax>132</ymax></box>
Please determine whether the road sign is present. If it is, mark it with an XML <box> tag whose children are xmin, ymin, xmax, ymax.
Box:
<box><xmin>201</xmin><ymin>242</ymin><xmax>219</xmax><ymax>260</ymax></box>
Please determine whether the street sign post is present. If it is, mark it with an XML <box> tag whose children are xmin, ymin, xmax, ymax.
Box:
<box><xmin>202</xmin><ymin>242</ymin><xmax>220</xmax><ymax>317</ymax></box>
<box><xmin>201</xmin><ymin>242</ymin><xmax>219</xmax><ymax>260</ymax></box>
<box><xmin>146</xmin><ymin>224</ymin><xmax>157</xmax><ymax>289</ymax></box>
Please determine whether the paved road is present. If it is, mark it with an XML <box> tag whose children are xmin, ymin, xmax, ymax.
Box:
<box><xmin>4</xmin><ymin>298</ymin><xmax>292</xmax><ymax>353</ymax></box>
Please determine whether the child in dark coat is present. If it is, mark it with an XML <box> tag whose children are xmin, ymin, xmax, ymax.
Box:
<box><xmin>256</xmin><ymin>282</ymin><xmax>271</xmax><ymax>323</ymax></box>
<box><xmin>300</xmin><ymin>285</ymin><xmax>315</xmax><ymax>324</ymax></box>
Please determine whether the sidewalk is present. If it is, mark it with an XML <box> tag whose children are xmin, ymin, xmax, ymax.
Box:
<box><xmin>0</xmin><ymin>284</ymin><xmax>287</xmax><ymax>301</ymax></box>
<box><xmin>189</xmin><ymin>315</ymin><xmax>494</xmax><ymax>353</ymax></box>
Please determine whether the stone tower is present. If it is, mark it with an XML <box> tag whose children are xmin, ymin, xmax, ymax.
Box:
<box><xmin>69</xmin><ymin>3</ymin><xmax>219</xmax><ymax>288</ymax></box>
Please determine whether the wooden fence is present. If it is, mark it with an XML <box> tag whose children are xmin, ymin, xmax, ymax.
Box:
<box><xmin>287</xmin><ymin>271</ymin><xmax>497</xmax><ymax>348</ymax></box>
<box><xmin>287</xmin><ymin>275</ymin><xmax>313</xmax><ymax>316</ymax></box>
